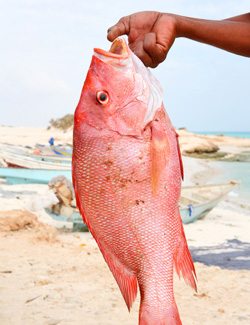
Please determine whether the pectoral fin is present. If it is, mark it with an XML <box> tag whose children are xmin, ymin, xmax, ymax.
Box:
<box><xmin>150</xmin><ymin>121</ymin><xmax>170</xmax><ymax>195</ymax></box>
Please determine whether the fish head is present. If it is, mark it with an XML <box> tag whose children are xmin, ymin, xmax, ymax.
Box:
<box><xmin>74</xmin><ymin>38</ymin><xmax>163</xmax><ymax>136</ymax></box>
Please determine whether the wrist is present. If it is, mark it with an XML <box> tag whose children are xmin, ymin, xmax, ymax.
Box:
<box><xmin>172</xmin><ymin>14</ymin><xmax>187</xmax><ymax>38</ymax></box>
<box><xmin>160</xmin><ymin>13</ymin><xmax>184</xmax><ymax>38</ymax></box>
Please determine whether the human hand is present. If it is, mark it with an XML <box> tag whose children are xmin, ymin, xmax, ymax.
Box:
<box><xmin>107</xmin><ymin>11</ymin><xmax>177</xmax><ymax>68</ymax></box>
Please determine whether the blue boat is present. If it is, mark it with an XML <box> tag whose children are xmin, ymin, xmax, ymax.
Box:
<box><xmin>0</xmin><ymin>167</ymin><xmax>72</xmax><ymax>185</ymax></box>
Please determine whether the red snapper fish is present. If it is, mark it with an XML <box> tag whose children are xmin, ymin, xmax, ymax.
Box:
<box><xmin>73</xmin><ymin>38</ymin><xmax>197</xmax><ymax>325</ymax></box>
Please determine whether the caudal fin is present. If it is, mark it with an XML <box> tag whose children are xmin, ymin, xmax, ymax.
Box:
<box><xmin>139</xmin><ymin>301</ymin><xmax>182</xmax><ymax>325</ymax></box>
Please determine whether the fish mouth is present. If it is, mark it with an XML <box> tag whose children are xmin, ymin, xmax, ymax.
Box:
<box><xmin>94</xmin><ymin>38</ymin><xmax>129</xmax><ymax>60</ymax></box>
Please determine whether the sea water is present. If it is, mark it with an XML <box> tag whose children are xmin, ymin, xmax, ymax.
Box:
<box><xmin>210</xmin><ymin>161</ymin><xmax>250</xmax><ymax>200</ymax></box>
<box><xmin>193</xmin><ymin>131</ymin><xmax>250</xmax><ymax>199</ymax></box>
<box><xmin>194</xmin><ymin>131</ymin><xmax>250</xmax><ymax>139</ymax></box>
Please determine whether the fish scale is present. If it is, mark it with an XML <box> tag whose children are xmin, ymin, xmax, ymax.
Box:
<box><xmin>73</xmin><ymin>38</ymin><xmax>196</xmax><ymax>325</ymax></box>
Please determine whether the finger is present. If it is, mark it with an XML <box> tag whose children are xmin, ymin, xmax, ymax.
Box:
<box><xmin>143</xmin><ymin>32</ymin><xmax>167</xmax><ymax>66</ymax></box>
<box><xmin>133</xmin><ymin>40</ymin><xmax>157</xmax><ymax>68</ymax></box>
<box><xmin>107</xmin><ymin>17</ymin><xmax>129</xmax><ymax>41</ymax></box>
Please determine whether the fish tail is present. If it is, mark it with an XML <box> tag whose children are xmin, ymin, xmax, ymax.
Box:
<box><xmin>139</xmin><ymin>301</ymin><xmax>182</xmax><ymax>325</ymax></box>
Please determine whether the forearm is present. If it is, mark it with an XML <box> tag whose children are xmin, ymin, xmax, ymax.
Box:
<box><xmin>171</xmin><ymin>13</ymin><xmax>250</xmax><ymax>57</ymax></box>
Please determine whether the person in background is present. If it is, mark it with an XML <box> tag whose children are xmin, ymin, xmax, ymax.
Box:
<box><xmin>48</xmin><ymin>137</ymin><xmax>55</xmax><ymax>146</ymax></box>
<box><xmin>107</xmin><ymin>11</ymin><xmax>250</xmax><ymax>68</ymax></box>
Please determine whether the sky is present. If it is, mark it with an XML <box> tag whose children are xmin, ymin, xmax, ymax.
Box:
<box><xmin>0</xmin><ymin>0</ymin><xmax>249</xmax><ymax>131</ymax></box>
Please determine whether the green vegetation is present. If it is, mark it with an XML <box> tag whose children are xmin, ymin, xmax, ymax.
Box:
<box><xmin>48</xmin><ymin>114</ymin><xmax>74</xmax><ymax>130</ymax></box>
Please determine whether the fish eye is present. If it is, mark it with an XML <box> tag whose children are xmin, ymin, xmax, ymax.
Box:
<box><xmin>96</xmin><ymin>91</ymin><xmax>109</xmax><ymax>105</ymax></box>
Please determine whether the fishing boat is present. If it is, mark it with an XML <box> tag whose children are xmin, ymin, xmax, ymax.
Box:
<box><xmin>30</xmin><ymin>154</ymin><xmax>71</xmax><ymax>164</ymax></box>
<box><xmin>180</xmin><ymin>181</ymin><xmax>238</xmax><ymax>224</ymax></box>
<box><xmin>47</xmin><ymin>181</ymin><xmax>237</xmax><ymax>230</ymax></box>
<box><xmin>45</xmin><ymin>208</ymin><xmax>89</xmax><ymax>232</ymax></box>
<box><xmin>35</xmin><ymin>144</ymin><xmax>72</xmax><ymax>156</ymax></box>
<box><xmin>0</xmin><ymin>167</ymin><xmax>71</xmax><ymax>184</ymax></box>
<box><xmin>0</xmin><ymin>144</ymin><xmax>72</xmax><ymax>164</ymax></box>
<box><xmin>0</xmin><ymin>150</ymin><xmax>71</xmax><ymax>170</ymax></box>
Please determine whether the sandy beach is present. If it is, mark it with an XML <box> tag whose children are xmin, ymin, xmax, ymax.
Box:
<box><xmin>0</xmin><ymin>126</ymin><xmax>249</xmax><ymax>325</ymax></box>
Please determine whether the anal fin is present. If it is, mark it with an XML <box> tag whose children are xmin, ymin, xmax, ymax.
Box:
<box><xmin>101</xmin><ymin>249</ymin><xmax>138</xmax><ymax>311</ymax></box>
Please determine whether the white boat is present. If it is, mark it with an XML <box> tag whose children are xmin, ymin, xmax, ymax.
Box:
<box><xmin>0</xmin><ymin>149</ymin><xmax>71</xmax><ymax>170</ymax></box>
<box><xmin>0</xmin><ymin>144</ymin><xmax>71</xmax><ymax>163</ymax></box>
<box><xmin>180</xmin><ymin>181</ymin><xmax>238</xmax><ymax>224</ymax></box>
<box><xmin>35</xmin><ymin>143</ymin><xmax>72</xmax><ymax>156</ymax></box>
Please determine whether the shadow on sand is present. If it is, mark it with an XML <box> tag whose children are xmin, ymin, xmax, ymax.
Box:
<box><xmin>190</xmin><ymin>239</ymin><xmax>250</xmax><ymax>270</ymax></box>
